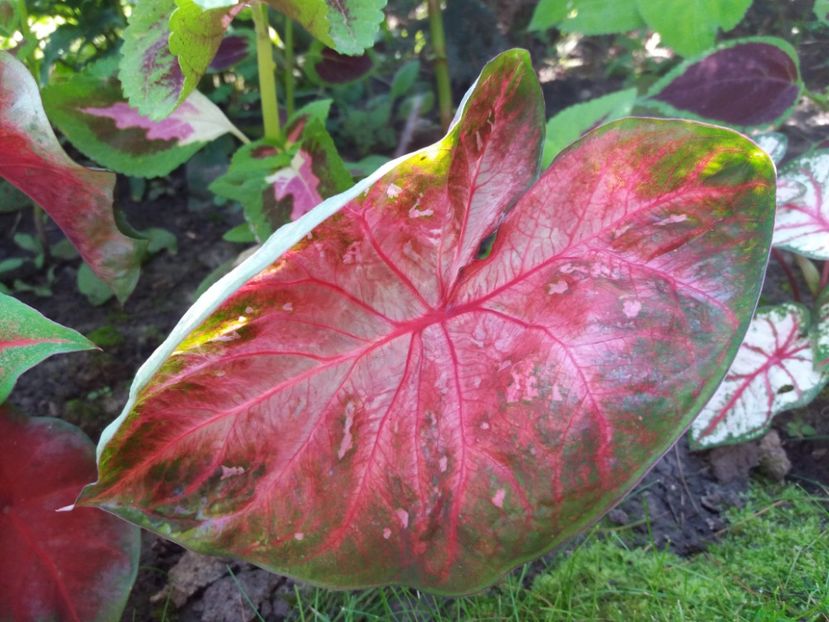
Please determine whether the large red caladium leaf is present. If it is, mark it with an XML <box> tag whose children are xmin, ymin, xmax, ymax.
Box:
<box><xmin>42</xmin><ymin>60</ymin><xmax>247</xmax><ymax>178</ymax></box>
<box><xmin>690</xmin><ymin>304</ymin><xmax>829</xmax><ymax>449</ymax></box>
<box><xmin>0</xmin><ymin>408</ymin><xmax>140</xmax><ymax>621</ymax></box>
<box><xmin>80</xmin><ymin>50</ymin><xmax>775</xmax><ymax>593</ymax></box>
<box><xmin>645</xmin><ymin>38</ymin><xmax>803</xmax><ymax>130</ymax></box>
<box><xmin>773</xmin><ymin>150</ymin><xmax>829</xmax><ymax>260</ymax></box>
<box><xmin>0</xmin><ymin>52</ymin><xmax>145</xmax><ymax>302</ymax></box>
<box><xmin>0</xmin><ymin>293</ymin><xmax>95</xmax><ymax>404</ymax></box>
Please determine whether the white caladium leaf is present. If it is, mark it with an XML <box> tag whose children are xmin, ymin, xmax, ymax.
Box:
<box><xmin>773</xmin><ymin>150</ymin><xmax>829</xmax><ymax>260</ymax></box>
<box><xmin>691</xmin><ymin>303</ymin><xmax>829</xmax><ymax>449</ymax></box>
<box><xmin>754</xmin><ymin>132</ymin><xmax>787</xmax><ymax>165</ymax></box>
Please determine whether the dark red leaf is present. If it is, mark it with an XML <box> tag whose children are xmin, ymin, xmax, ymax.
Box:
<box><xmin>646</xmin><ymin>38</ymin><xmax>802</xmax><ymax>128</ymax></box>
<box><xmin>81</xmin><ymin>50</ymin><xmax>775</xmax><ymax>593</ymax></box>
<box><xmin>0</xmin><ymin>409</ymin><xmax>139</xmax><ymax>621</ymax></box>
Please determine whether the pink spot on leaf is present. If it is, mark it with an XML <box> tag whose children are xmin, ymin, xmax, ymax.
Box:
<box><xmin>491</xmin><ymin>488</ymin><xmax>506</xmax><ymax>508</ymax></box>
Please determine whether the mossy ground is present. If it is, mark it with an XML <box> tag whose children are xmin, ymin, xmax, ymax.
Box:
<box><xmin>285</xmin><ymin>484</ymin><xmax>828</xmax><ymax>621</ymax></box>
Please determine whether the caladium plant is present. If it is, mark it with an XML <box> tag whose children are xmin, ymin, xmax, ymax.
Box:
<box><xmin>691</xmin><ymin>143</ymin><xmax>829</xmax><ymax>449</ymax></box>
<box><xmin>0</xmin><ymin>408</ymin><xmax>140</xmax><ymax>622</ymax></box>
<box><xmin>79</xmin><ymin>50</ymin><xmax>776</xmax><ymax>593</ymax></box>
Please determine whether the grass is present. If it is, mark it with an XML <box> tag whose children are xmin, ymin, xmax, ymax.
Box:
<box><xmin>280</xmin><ymin>484</ymin><xmax>829</xmax><ymax>621</ymax></box>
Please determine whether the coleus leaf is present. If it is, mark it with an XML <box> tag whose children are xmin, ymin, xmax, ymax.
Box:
<box><xmin>305</xmin><ymin>44</ymin><xmax>375</xmax><ymax>86</ymax></box>
<box><xmin>264</xmin><ymin>0</ymin><xmax>387</xmax><ymax>55</ymax></box>
<box><xmin>80</xmin><ymin>50</ymin><xmax>775</xmax><ymax>593</ymax></box>
<box><xmin>210</xmin><ymin>112</ymin><xmax>352</xmax><ymax>241</ymax></box>
<box><xmin>0</xmin><ymin>408</ymin><xmax>140</xmax><ymax>621</ymax></box>
<box><xmin>43</xmin><ymin>61</ymin><xmax>246</xmax><ymax>178</ymax></box>
<box><xmin>541</xmin><ymin>88</ymin><xmax>638</xmax><ymax>168</ymax></box>
<box><xmin>0</xmin><ymin>0</ymin><xmax>19</xmax><ymax>37</ymax></box>
<box><xmin>636</xmin><ymin>0</ymin><xmax>752</xmax><ymax>57</ymax></box>
<box><xmin>814</xmin><ymin>0</ymin><xmax>829</xmax><ymax>27</ymax></box>
<box><xmin>644</xmin><ymin>38</ymin><xmax>803</xmax><ymax>130</ymax></box>
<box><xmin>690</xmin><ymin>304</ymin><xmax>829</xmax><ymax>449</ymax></box>
<box><xmin>772</xmin><ymin>150</ymin><xmax>829</xmax><ymax>260</ymax></box>
<box><xmin>539</xmin><ymin>0</ymin><xmax>644</xmax><ymax>35</ymax></box>
<box><xmin>0</xmin><ymin>52</ymin><xmax>146</xmax><ymax>302</ymax></box>
<box><xmin>209</xmin><ymin>33</ymin><xmax>253</xmax><ymax>71</ymax></box>
<box><xmin>0</xmin><ymin>294</ymin><xmax>95</xmax><ymax>404</ymax></box>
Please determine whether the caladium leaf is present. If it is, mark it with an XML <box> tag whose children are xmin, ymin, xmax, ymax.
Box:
<box><xmin>0</xmin><ymin>52</ymin><xmax>145</xmax><ymax>302</ymax></box>
<box><xmin>210</xmin><ymin>114</ymin><xmax>352</xmax><ymax>241</ymax></box>
<box><xmin>636</xmin><ymin>0</ymin><xmax>752</xmax><ymax>57</ymax></box>
<box><xmin>81</xmin><ymin>50</ymin><xmax>775</xmax><ymax>594</ymax></box>
<box><xmin>0</xmin><ymin>294</ymin><xmax>95</xmax><ymax>404</ymax></box>
<box><xmin>690</xmin><ymin>304</ymin><xmax>829</xmax><ymax>449</ymax></box>
<box><xmin>43</xmin><ymin>62</ymin><xmax>246</xmax><ymax>178</ymax></box>
<box><xmin>542</xmin><ymin>88</ymin><xmax>638</xmax><ymax>167</ymax></box>
<box><xmin>0</xmin><ymin>408</ymin><xmax>140</xmax><ymax>621</ymax></box>
<box><xmin>772</xmin><ymin>150</ymin><xmax>829</xmax><ymax>260</ymax></box>
<box><xmin>645</xmin><ymin>38</ymin><xmax>803</xmax><ymax>130</ymax></box>
<box><xmin>755</xmin><ymin>132</ymin><xmax>788</xmax><ymax>165</ymax></box>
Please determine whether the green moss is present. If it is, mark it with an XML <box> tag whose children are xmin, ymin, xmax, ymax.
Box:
<box><xmin>291</xmin><ymin>484</ymin><xmax>829</xmax><ymax>621</ymax></box>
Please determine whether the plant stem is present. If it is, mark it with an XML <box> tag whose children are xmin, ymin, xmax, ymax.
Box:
<box><xmin>284</xmin><ymin>18</ymin><xmax>295</xmax><ymax>118</ymax></box>
<box><xmin>804</xmin><ymin>88</ymin><xmax>829</xmax><ymax>112</ymax></box>
<box><xmin>32</xmin><ymin>205</ymin><xmax>50</xmax><ymax>264</ymax></box>
<box><xmin>794</xmin><ymin>253</ymin><xmax>821</xmax><ymax>297</ymax></box>
<box><xmin>427</xmin><ymin>0</ymin><xmax>452</xmax><ymax>131</ymax></box>
<box><xmin>15</xmin><ymin>0</ymin><xmax>39</xmax><ymax>77</ymax></box>
<box><xmin>251</xmin><ymin>2</ymin><xmax>282</xmax><ymax>143</ymax></box>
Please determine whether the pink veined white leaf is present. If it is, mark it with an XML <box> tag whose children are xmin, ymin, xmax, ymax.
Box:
<box><xmin>773</xmin><ymin>150</ymin><xmax>829</xmax><ymax>260</ymax></box>
<box><xmin>690</xmin><ymin>303</ymin><xmax>829</xmax><ymax>449</ymax></box>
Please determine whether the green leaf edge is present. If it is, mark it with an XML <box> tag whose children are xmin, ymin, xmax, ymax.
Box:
<box><xmin>0</xmin><ymin>294</ymin><xmax>96</xmax><ymax>404</ymax></box>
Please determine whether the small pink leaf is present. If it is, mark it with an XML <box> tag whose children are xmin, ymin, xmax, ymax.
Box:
<box><xmin>691</xmin><ymin>304</ymin><xmax>829</xmax><ymax>449</ymax></box>
<box><xmin>82</xmin><ymin>50</ymin><xmax>775</xmax><ymax>593</ymax></box>
<box><xmin>0</xmin><ymin>408</ymin><xmax>140</xmax><ymax>621</ymax></box>
<box><xmin>0</xmin><ymin>52</ymin><xmax>145</xmax><ymax>302</ymax></box>
<box><xmin>773</xmin><ymin>150</ymin><xmax>829</xmax><ymax>260</ymax></box>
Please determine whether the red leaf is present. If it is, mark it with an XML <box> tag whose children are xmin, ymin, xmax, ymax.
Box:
<box><xmin>81</xmin><ymin>50</ymin><xmax>775</xmax><ymax>593</ymax></box>
<box><xmin>0</xmin><ymin>409</ymin><xmax>139</xmax><ymax>621</ymax></box>
<box><xmin>0</xmin><ymin>52</ymin><xmax>145</xmax><ymax>302</ymax></box>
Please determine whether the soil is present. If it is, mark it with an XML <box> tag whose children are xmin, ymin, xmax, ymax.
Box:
<box><xmin>4</xmin><ymin>1</ymin><xmax>829</xmax><ymax>618</ymax></box>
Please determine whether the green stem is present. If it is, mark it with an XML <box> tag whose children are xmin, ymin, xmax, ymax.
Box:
<box><xmin>427</xmin><ymin>0</ymin><xmax>452</xmax><ymax>131</ymax></box>
<box><xmin>284</xmin><ymin>18</ymin><xmax>295</xmax><ymax>118</ymax></box>
<box><xmin>804</xmin><ymin>88</ymin><xmax>829</xmax><ymax>112</ymax></box>
<box><xmin>15</xmin><ymin>0</ymin><xmax>39</xmax><ymax>77</ymax></box>
<box><xmin>251</xmin><ymin>2</ymin><xmax>282</xmax><ymax>143</ymax></box>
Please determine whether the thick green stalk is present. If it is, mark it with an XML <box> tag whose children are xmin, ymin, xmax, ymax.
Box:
<box><xmin>252</xmin><ymin>2</ymin><xmax>282</xmax><ymax>143</ymax></box>
<box><xmin>284</xmin><ymin>19</ymin><xmax>295</xmax><ymax>118</ymax></box>
<box><xmin>427</xmin><ymin>0</ymin><xmax>452</xmax><ymax>131</ymax></box>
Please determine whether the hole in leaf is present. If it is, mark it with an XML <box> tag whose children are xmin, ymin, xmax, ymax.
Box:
<box><xmin>476</xmin><ymin>230</ymin><xmax>497</xmax><ymax>259</ymax></box>
<box><xmin>777</xmin><ymin>384</ymin><xmax>794</xmax><ymax>395</ymax></box>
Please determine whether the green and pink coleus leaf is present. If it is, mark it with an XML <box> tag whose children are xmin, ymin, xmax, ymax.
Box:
<box><xmin>690</xmin><ymin>304</ymin><xmax>829</xmax><ymax>449</ymax></box>
<box><xmin>0</xmin><ymin>408</ymin><xmax>140</xmax><ymax>622</ymax></box>
<box><xmin>0</xmin><ymin>294</ymin><xmax>95</xmax><ymax>404</ymax></box>
<box><xmin>645</xmin><ymin>38</ymin><xmax>803</xmax><ymax>130</ymax></box>
<box><xmin>772</xmin><ymin>150</ymin><xmax>829</xmax><ymax>260</ymax></box>
<box><xmin>43</xmin><ymin>61</ymin><xmax>246</xmax><ymax>178</ymax></box>
<box><xmin>121</xmin><ymin>0</ymin><xmax>386</xmax><ymax>119</ymax></box>
<box><xmin>80</xmin><ymin>50</ymin><xmax>774</xmax><ymax>594</ymax></box>
<box><xmin>0</xmin><ymin>52</ymin><xmax>145</xmax><ymax>302</ymax></box>
<box><xmin>210</xmin><ymin>110</ymin><xmax>352</xmax><ymax>241</ymax></box>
